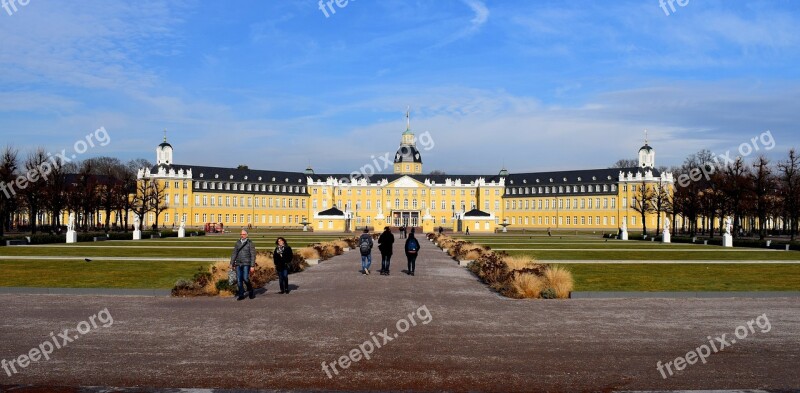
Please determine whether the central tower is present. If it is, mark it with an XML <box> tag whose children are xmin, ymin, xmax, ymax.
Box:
<box><xmin>393</xmin><ymin>109</ymin><xmax>423</xmax><ymax>175</ymax></box>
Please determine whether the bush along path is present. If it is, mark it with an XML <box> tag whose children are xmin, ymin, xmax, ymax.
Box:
<box><xmin>427</xmin><ymin>233</ymin><xmax>574</xmax><ymax>299</ymax></box>
<box><xmin>172</xmin><ymin>237</ymin><xmax>359</xmax><ymax>297</ymax></box>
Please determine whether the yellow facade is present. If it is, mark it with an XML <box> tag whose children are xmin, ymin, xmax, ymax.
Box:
<box><xmin>137</xmin><ymin>128</ymin><xmax>671</xmax><ymax>233</ymax></box>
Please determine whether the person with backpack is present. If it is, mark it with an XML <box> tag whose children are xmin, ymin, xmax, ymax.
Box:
<box><xmin>273</xmin><ymin>237</ymin><xmax>293</xmax><ymax>294</ymax></box>
<box><xmin>378</xmin><ymin>226</ymin><xmax>395</xmax><ymax>275</ymax></box>
<box><xmin>230</xmin><ymin>229</ymin><xmax>256</xmax><ymax>300</ymax></box>
<box><xmin>405</xmin><ymin>229</ymin><xmax>420</xmax><ymax>276</ymax></box>
<box><xmin>359</xmin><ymin>227</ymin><xmax>374</xmax><ymax>275</ymax></box>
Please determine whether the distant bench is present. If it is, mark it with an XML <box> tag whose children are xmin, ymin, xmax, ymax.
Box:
<box><xmin>5</xmin><ymin>239</ymin><xmax>26</xmax><ymax>246</ymax></box>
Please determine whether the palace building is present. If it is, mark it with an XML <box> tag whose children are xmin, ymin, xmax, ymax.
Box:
<box><xmin>138</xmin><ymin>120</ymin><xmax>673</xmax><ymax>233</ymax></box>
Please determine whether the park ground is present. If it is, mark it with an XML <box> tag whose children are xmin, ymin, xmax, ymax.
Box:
<box><xmin>0</xmin><ymin>231</ymin><xmax>798</xmax><ymax>391</ymax></box>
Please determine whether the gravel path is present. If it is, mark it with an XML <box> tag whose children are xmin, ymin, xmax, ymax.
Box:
<box><xmin>0</xmin><ymin>234</ymin><xmax>798</xmax><ymax>392</ymax></box>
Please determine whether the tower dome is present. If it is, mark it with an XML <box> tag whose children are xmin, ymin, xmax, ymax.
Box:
<box><xmin>638</xmin><ymin>129</ymin><xmax>655</xmax><ymax>169</ymax></box>
<box><xmin>156</xmin><ymin>129</ymin><xmax>174</xmax><ymax>166</ymax></box>
<box><xmin>393</xmin><ymin>108</ymin><xmax>423</xmax><ymax>175</ymax></box>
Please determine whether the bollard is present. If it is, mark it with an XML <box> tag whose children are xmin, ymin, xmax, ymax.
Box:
<box><xmin>703</xmin><ymin>240</ymin><xmax>708</xmax><ymax>245</ymax></box>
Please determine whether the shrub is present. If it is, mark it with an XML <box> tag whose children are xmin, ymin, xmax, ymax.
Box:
<box><xmin>159</xmin><ymin>230</ymin><xmax>179</xmax><ymax>238</ymax></box>
<box><xmin>289</xmin><ymin>253</ymin><xmax>309</xmax><ymax>273</ymax></box>
<box><xmin>106</xmin><ymin>232</ymin><xmax>134</xmax><ymax>241</ymax></box>
<box><xmin>509</xmin><ymin>273</ymin><xmax>546</xmax><ymax>299</ymax></box>
<box><xmin>215</xmin><ymin>279</ymin><xmax>231</xmax><ymax>293</ymax></box>
<box><xmin>543</xmin><ymin>265</ymin><xmax>574</xmax><ymax>299</ymax></box>
<box><xmin>503</xmin><ymin>255</ymin><xmax>537</xmax><ymax>271</ymax></box>
<box><xmin>540</xmin><ymin>288</ymin><xmax>557</xmax><ymax>299</ymax></box>
<box><xmin>298</xmin><ymin>247</ymin><xmax>320</xmax><ymax>260</ymax></box>
<box><xmin>463</xmin><ymin>249</ymin><xmax>483</xmax><ymax>260</ymax></box>
<box><xmin>192</xmin><ymin>269</ymin><xmax>213</xmax><ymax>288</ymax></box>
<box><xmin>474</xmin><ymin>252</ymin><xmax>509</xmax><ymax>286</ymax></box>
<box><xmin>343</xmin><ymin>237</ymin><xmax>358</xmax><ymax>249</ymax></box>
<box><xmin>171</xmin><ymin>278</ymin><xmax>205</xmax><ymax>297</ymax></box>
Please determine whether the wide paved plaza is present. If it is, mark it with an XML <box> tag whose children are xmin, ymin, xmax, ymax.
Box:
<box><xmin>0</xmin><ymin>236</ymin><xmax>798</xmax><ymax>392</ymax></box>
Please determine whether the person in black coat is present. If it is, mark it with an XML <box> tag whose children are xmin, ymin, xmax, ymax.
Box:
<box><xmin>273</xmin><ymin>237</ymin><xmax>293</xmax><ymax>294</ymax></box>
<box><xmin>378</xmin><ymin>226</ymin><xmax>395</xmax><ymax>275</ymax></box>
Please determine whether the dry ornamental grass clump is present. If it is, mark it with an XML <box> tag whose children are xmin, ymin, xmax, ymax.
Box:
<box><xmin>544</xmin><ymin>265</ymin><xmax>574</xmax><ymax>299</ymax></box>
<box><xmin>503</xmin><ymin>255</ymin><xmax>537</xmax><ymax>271</ymax></box>
<box><xmin>510</xmin><ymin>273</ymin><xmax>546</xmax><ymax>299</ymax></box>
<box><xmin>298</xmin><ymin>247</ymin><xmax>320</xmax><ymax>260</ymax></box>
<box><xmin>465</xmin><ymin>246</ymin><xmax>575</xmax><ymax>299</ymax></box>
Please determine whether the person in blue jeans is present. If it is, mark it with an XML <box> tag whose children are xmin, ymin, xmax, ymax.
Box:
<box><xmin>273</xmin><ymin>237</ymin><xmax>293</xmax><ymax>294</ymax></box>
<box><xmin>358</xmin><ymin>227</ymin><xmax>373</xmax><ymax>275</ymax></box>
<box><xmin>230</xmin><ymin>229</ymin><xmax>256</xmax><ymax>300</ymax></box>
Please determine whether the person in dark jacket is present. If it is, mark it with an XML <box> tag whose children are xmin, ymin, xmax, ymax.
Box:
<box><xmin>230</xmin><ymin>229</ymin><xmax>257</xmax><ymax>300</ymax></box>
<box><xmin>378</xmin><ymin>226</ymin><xmax>395</xmax><ymax>275</ymax></box>
<box><xmin>358</xmin><ymin>227</ymin><xmax>373</xmax><ymax>275</ymax></box>
<box><xmin>405</xmin><ymin>229</ymin><xmax>420</xmax><ymax>276</ymax></box>
<box><xmin>273</xmin><ymin>237</ymin><xmax>293</xmax><ymax>294</ymax></box>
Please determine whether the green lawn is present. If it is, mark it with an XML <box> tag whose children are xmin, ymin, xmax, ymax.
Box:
<box><xmin>0</xmin><ymin>260</ymin><xmax>207</xmax><ymax>289</ymax></box>
<box><xmin>0</xmin><ymin>236</ymin><xmax>353</xmax><ymax>258</ymax></box>
<box><xmin>564</xmin><ymin>263</ymin><xmax>800</xmax><ymax>291</ymax></box>
<box><xmin>451</xmin><ymin>235</ymin><xmax>800</xmax><ymax>260</ymax></box>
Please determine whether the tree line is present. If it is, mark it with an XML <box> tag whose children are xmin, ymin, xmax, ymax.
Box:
<box><xmin>0</xmin><ymin>145</ymin><xmax>168</xmax><ymax>236</ymax></box>
<box><xmin>614</xmin><ymin>149</ymin><xmax>800</xmax><ymax>241</ymax></box>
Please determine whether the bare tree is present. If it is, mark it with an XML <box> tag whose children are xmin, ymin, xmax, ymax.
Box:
<box><xmin>631</xmin><ymin>179</ymin><xmax>655</xmax><ymax>235</ymax></box>
<box><xmin>653</xmin><ymin>181</ymin><xmax>673</xmax><ymax>233</ymax></box>
<box><xmin>777</xmin><ymin>149</ymin><xmax>800</xmax><ymax>241</ymax></box>
<box><xmin>42</xmin><ymin>160</ymin><xmax>69</xmax><ymax>229</ymax></box>
<box><xmin>428</xmin><ymin>170</ymin><xmax>447</xmax><ymax>175</ymax></box>
<box><xmin>132</xmin><ymin>176</ymin><xmax>166</xmax><ymax>231</ymax></box>
<box><xmin>611</xmin><ymin>158</ymin><xmax>638</xmax><ymax>169</ymax></box>
<box><xmin>721</xmin><ymin>157</ymin><xmax>752</xmax><ymax>237</ymax></box>
<box><xmin>0</xmin><ymin>146</ymin><xmax>19</xmax><ymax>237</ymax></box>
<box><xmin>750</xmin><ymin>156</ymin><xmax>774</xmax><ymax>240</ymax></box>
<box><xmin>19</xmin><ymin>148</ymin><xmax>50</xmax><ymax>233</ymax></box>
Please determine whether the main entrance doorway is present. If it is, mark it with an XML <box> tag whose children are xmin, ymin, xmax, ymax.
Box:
<box><xmin>392</xmin><ymin>211</ymin><xmax>419</xmax><ymax>227</ymax></box>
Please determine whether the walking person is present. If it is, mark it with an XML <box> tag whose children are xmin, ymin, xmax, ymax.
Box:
<box><xmin>405</xmin><ymin>229</ymin><xmax>420</xmax><ymax>276</ymax></box>
<box><xmin>230</xmin><ymin>229</ymin><xmax>256</xmax><ymax>300</ymax></box>
<box><xmin>358</xmin><ymin>227</ymin><xmax>374</xmax><ymax>275</ymax></box>
<box><xmin>378</xmin><ymin>226</ymin><xmax>395</xmax><ymax>275</ymax></box>
<box><xmin>273</xmin><ymin>237</ymin><xmax>293</xmax><ymax>294</ymax></box>
<box><xmin>465</xmin><ymin>227</ymin><xmax>470</xmax><ymax>235</ymax></box>
<box><xmin>400</xmin><ymin>225</ymin><xmax>407</xmax><ymax>239</ymax></box>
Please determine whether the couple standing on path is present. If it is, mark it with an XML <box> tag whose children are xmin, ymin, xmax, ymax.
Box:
<box><xmin>229</xmin><ymin>229</ymin><xmax>293</xmax><ymax>301</ymax></box>
<box><xmin>359</xmin><ymin>227</ymin><xmax>420</xmax><ymax>276</ymax></box>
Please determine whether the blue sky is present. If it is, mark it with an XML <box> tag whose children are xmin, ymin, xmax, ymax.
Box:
<box><xmin>1</xmin><ymin>0</ymin><xmax>799</xmax><ymax>174</ymax></box>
